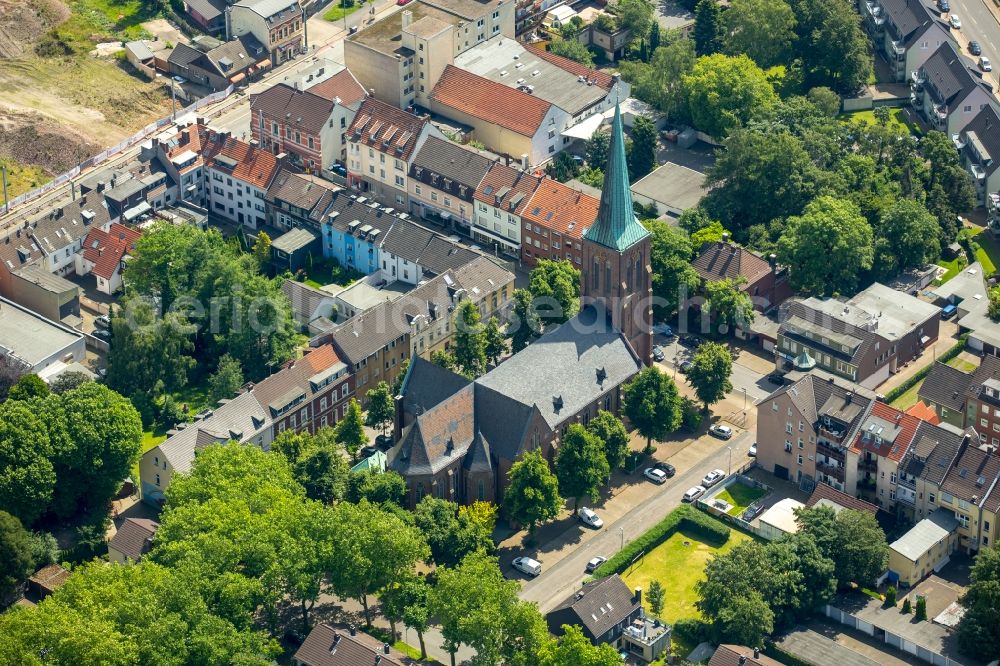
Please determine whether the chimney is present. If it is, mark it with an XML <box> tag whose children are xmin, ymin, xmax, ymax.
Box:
<box><xmin>349</xmin><ymin>625</ymin><xmax>357</xmax><ymax>636</ymax></box>
<box><xmin>768</xmin><ymin>253</ymin><xmax>777</xmax><ymax>267</ymax></box>
<box><xmin>375</xmin><ymin>657</ymin><xmax>381</xmax><ymax>666</ymax></box>
<box><xmin>633</xmin><ymin>587</ymin><xmax>642</xmax><ymax>605</ymax></box>
<box><xmin>383</xmin><ymin>643</ymin><xmax>391</xmax><ymax>655</ymax></box>
<box><xmin>402</xmin><ymin>9</ymin><xmax>413</xmax><ymax>28</ymax></box>
<box><xmin>739</xmin><ymin>657</ymin><xmax>747</xmax><ymax>666</ymax></box>
<box><xmin>721</xmin><ymin>231</ymin><xmax>730</xmax><ymax>243</ymax></box>
<box><xmin>754</xmin><ymin>647</ymin><xmax>760</xmax><ymax>659</ymax></box>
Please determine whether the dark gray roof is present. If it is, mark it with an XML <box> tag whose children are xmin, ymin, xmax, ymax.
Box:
<box><xmin>548</xmin><ymin>575</ymin><xmax>640</xmax><ymax>639</ymax></box>
<box><xmin>167</xmin><ymin>42</ymin><xmax>204</xmax><ymax>67</ymax></box>
<box><xmin>31</xmin><ymin>191</ymin><xmax>111</xmax><ymax>255</ymax></box>
<box><xmin>409</xmin><ymin>137</ymin><xmax>494</xmax><ymax>200</ymax></box>
<box><xmin>472</xmin><ymin>384</ymin><xmax>538</xmax><ymax>462</ymax></box>
<box><xmin>767</xmin><ymin>371</ymin><xmax>875</xmax><ymax>433</ymax></box>
<box><xmin>108</xmin><ymin>518</ymin><xmax>159</xmax><ymax>561</ymax></box>
<box><xmin>272</xmin><ymin>227</ymin><xmax>318</xmax><ymax>253</ymax></box>
<box><xmin>205</xmin><ymin>35</ymin><xmax>266</xmax><ymax>73</ymax></box>
<box><xmin>920</xmin><ymin>42</ymin><xmax>984</xmax><ymax>106</ymax></box>
<box><xmin>325</xmin><ymin>193</ymin><xmax>398</xmax><ymax>234</ymax></box>
<box><xmin>376</xmin><ymin>216</ymin><xmax>478</xmax><ymax>275</ymax></box>
<box><xmin>899</xmin><ymin>421</ymin><xmax>972</xmax><ymax>486</ymax></box>
<box><xmin>184</xmin><ymin>0</ymin><xmax>226</xmax><ymax>21</ymax></box>
<box><xmin>879</xmin><ymin>0</ymin><xmax>939</xmax><ymax>44</ymax></box>
<box><xmin>294</xmin><ymin>624</ymin><xmax>406</xmax><ymax>666</ymax></box>
<box><xmin>266</xmin><ymin>170</ymin><xmax>339</xmax><ymax>214</ymax></box>
<box><xmin>961</xmin><ymin>105</ymin><xmax>1000</xmax><ymax>177</ymax></box>
<box><xmin>251</xmin><ymin>84</ymin><xmax>337</xmax><ymax>135</ymax></box>
<box><xmin>464</xmin><ymin>431</ymin><xmax>493</xmax><ymax>473</ymax></box>
<box><xmin>399</xmin><ymin>355</ymin><xmax>472</xmax><ymax>417</ymax></box>
<box><xmin>778</xmin><ymin>299</ymin><xmax>875</xmax><ymax>366</ymax></box>
<box><xmin>918</xmin><ymin>362</ymin><xmax>972</xmax><ymax>412</ymax></box>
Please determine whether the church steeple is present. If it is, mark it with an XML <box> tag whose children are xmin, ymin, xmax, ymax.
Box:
<box><xmin>584</xmin><ymin>103</ymin><xmax>649</xmax><ymax>252</ymax></box>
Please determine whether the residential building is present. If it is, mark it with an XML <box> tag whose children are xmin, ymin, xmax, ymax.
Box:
<box><xmin>75</xmin><ymin>223</ymin><xmax>142</xmax><ymax>295</ymax></box>
<box><xmin>692</xmin><ymin>239</ymin><xmax>792</xmax><ymax>313</ymax></box>
<box><xmin>708</xmin><ymin>645</ymin><xmax>783</xmax><ymax>666</ymax></box>
<box><xmin>165</xmin><ymin>35</ymin><xmax>268</xmax><ymax>92</ymax></box>
<box><xmin>294</xmin><ymin>624</ymin><xmax>406</xmax><ymax>666</ymax></box>
<box><xmin>805</xmin><ymin>481</ymin><xmax>881</xmax><ymax>516</ymax></box>
<box><xmin>758</xmin><ymin>497</ymin><xmax>807</xmax><ymax>541</ymax></box>
<box><xmin>30</xmin><ymin>191</ymin><xmax>114</xmax><ymax>277</ymax></box>
<box><xmin>346</xmin><ymin>97</ymin><xmax>442</xmax><ymax>208</ymax></box>
<box><xmin>185</xmin><ymin>0</ymin><xmax>227</xmax><ymax>33</ymax></box>
<box><xmin>408</xmin><ymin>136</ymin><xmax>494</xmax><ymax>234</ymax></box>
<box><xmin>0</xmin><ymin>296</ymin><xmax>87</xmax><ymax>375</ymax></box>
<box><xmin>888</xmin><ymin>508</ymin><xmax>960</xmax><ymax>586</ymax></box>
<box><xmin>918</xmin><ymin>355</ymin><xmax>1000</xmax><ymax>433</ymax></box>
<box><xmin>107</xmin><ymin>518</ymin><xmax>159</xmax><ymax>564</ymax></box>
<box><xmin>579</xmin><ymin>103</ymin><xmax>652</xmax><ymax>365</ymax></box>
<box><xmin>150</xmin><ymin>125</ymin><xmax>209</xmax><ymax>208</ymax></box>
<box><xmin>226</xmin><ymin>0</ymin><xmax>303</xmax><ymax>65</ymax></box>
<box><xmin>895</xmin><ymin>422</ymin><xmax>972</xmax><ymax>522</ymax></box>
<box><xmin>322</xmin><ymin>194</ymin><xmax>395</xmax><ymax>274</ymax></box>
<box><xmin>375</xmin><ymin>209</ymin><xmax>479</xmax><ymax>285</ymax></box>
<box><xmin>140</xmin><ymin>345</ymin><xmax>352</xmax><ymax>504</ymax></box>
<box><xmin>776</xmin><ymin>283</ymin><xmax>941</xmax><ymax>389</ymax></box>
<box><xmin>578</xmin><ymin>20</ymin><xmax>631</xmax><ymax>62</ymax></box>
<box><xmin>344</xmin><ymin>0</ymin><xmax>515</xmax><ymax>110</ymax></box>
<box><xmin>849</xmin><ymin>401</ymin><xmax>920</xmax><ymax>508</ymax></box>
<box><xmin>519</xmin><ymin>177</ymin><xmax>599</xmax><ymax>268</ymax></box>
<box><xmin>282</xmin><ymin>279</ymin><xmax>338</xmax><ymax>333</ymax></box>
<box><xmin>630</xmin><ymin>162</ymin><xmax>708</xmax><ymax>219</ymax></box>
<box><xmin>471</xmin><ymin>161</ymin><xmax>543</xmax><ymax>256</ymax></box>
<box><xmin>200</xmin><ymin>126</ymin><xmax>281</xmax><ymax>228</ymax></box>
<box><xmin>936</xmin><ymin>443</ymin><xmax>1000</xmax><ymax>551</ymax></box>
<box><xmin>755</xmin><ymin>370</ymin><xmax>875</xmax><ymax>489</ymax></box>
<box><xmin>860</xmin><ymin>0</ymin><xmax>952</xmax><ymax>83</ymax></box>
<box><xmin>251</xmin><ymin>83</ymin><xmax>352</xmax><ymax>171</ymax></box>
<box><xmin>955</xmin><ymin>104</ymin><xmax>1000</xmax><ymax>208</ymax></box>
<box><xmin>911</xmin><ymin>41</ymin><xmax>996</xmax><ymax>137</ymax></box>
<box><xmin>265</xmin><ymin>170</ymin><xmax>340</xmax><ymax>231</ymax></box>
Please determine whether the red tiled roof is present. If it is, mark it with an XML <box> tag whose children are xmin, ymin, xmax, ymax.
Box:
<box><xmin>708</xmin><ymin>645</ymin><xmax>783</xmax><ymax>666</ymax></box>
<box><xmin>307</xmin><ymin>68</ymin><xmax>367</xmax><ymax>107</ymax></box>
<box><xmin>692</xmin><ymin>241</ymin><xmax>773</xmax><ymax>286</ymax></box>
<box><xmin>525</xmin><ymin>44</ymin><xmax>615</xmax><ymax>89</ymax></box>
<box><xmin>199</xmin><ymin>127</ymin><xmax>281</xmax><ymax>190</ymax></box>
<box><xmin>850</xmin><ymin>401</ymin><xmax>920</xmax><ymax>462</ymax></box>
<box><xmin>806</xmin><ymin>482</ymin><xmax>880</xmax><ymax>515</ymax></box>
<box><xmin>82</xmin><ymin>223</ymin><xmax>142</xmax><ymax>280</ymax></box>
<box><xmin>906</xmin><ymin>401</ymin><xmax>941</xmax><ymax>425</ymax></box>
<box><xmin>521</xmin><ymin>178</ymin><xmax>599</xmax><ymax>240</ymax></box>
<box><xmin>430</xmin><ymin>65</ymin><xmax>551</xmax><ymax>138</ymax></box>
<box><xmin>473</xmin><ymin>162</ymin><xmax>544</xmax><ymax>215</ymax></box>
<box><xmin>347</xmin><ymin>97</ymin><xmax>428</xmax><ymax>162</ymax></box>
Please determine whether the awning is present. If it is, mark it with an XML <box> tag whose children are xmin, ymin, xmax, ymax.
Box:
<box><xmin>921</xmin><ymin>335</ymin><xmax>931</xmax><ymax>346</ymax></box>
<box><xmin>229</xmin><ymin>72</ymin><xmax>246</xmax><ymax>84</ymax></box>
<box><xmin>257</xmin><ymin>58</ymin><xmax>272</xmax><ymax>69</ymax></box>
<box><xmin>562</xmin><ymin>112</ymin><xmax>606</xmax><ymax>140</ymax></box>
<box><xmin>793</xmin><ymin>351</ymin><xmax>817</xmax><ymax>371</ymax></box>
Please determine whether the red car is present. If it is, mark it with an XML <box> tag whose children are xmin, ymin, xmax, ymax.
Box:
<box><xmin>397</xmin><ymin>0</ymin><xmax>413</xmax><ymax>5</ymax></box>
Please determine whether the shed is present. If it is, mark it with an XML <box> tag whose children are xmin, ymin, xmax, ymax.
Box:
<box><xmin>271</xmin><ymin>227</ymin><xmax>321</xmax><ymax>272</ymax></box>
<box><xmin>757</xmin><ymin>498</ymin><xmax>804</xmax><ymax>541</ymax></box>
<box><xmin>888</xmin><ymin>508</ymin><xmax>959</xmax><ymax>587</ymax></box>
<box><xmin>28</xmin><ymin>564</ymin><xmax>71</xmax><ymax>600</ymax></box>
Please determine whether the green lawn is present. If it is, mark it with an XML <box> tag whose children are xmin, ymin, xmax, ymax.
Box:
<box><xmin>713</xmin><ymin>483</ymin><xmax>768</xmax><ymax>516</ymax></box>
<box><xmin>839</xmin><ymin>108</ymin><xmax>920</xmax><ymax>135</ymax></box>
<box><xmin>295</xmin><ymin>259</ymin><xmax>364</xmax><ymax>289</ymax></box>
<box><xmin>973</xmin><ymin>231</ymin><xmax>999</xmax><ymax>275</ymax></box>
<box><xmin>935</xmin><ymin>255</ymin><xmax>967</xmax><ymax>285</ymax></box>
<box><xmin>947</xmin><ymin>356</ymin><xmax>977</xmax><ymax>372</ymax></box>
<box><xmin>621</xmin><ymin>529</ymin><xmax>752</xmax><ymax>623</ymax></box>
<box><xmin>323</xmin><ymin>1</ymin><xmax>360</xmax><ymax>22</ymax></box>
<box><xmin>890</xmin><ymin>377</ymin><xmax>926</xmax><ymax>410</ymax></box>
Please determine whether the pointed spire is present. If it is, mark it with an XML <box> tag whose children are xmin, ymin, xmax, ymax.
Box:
<box><xmin>584</xmin><ymin>103</ymin><xmax>649</xmax><ymax>252</ymax></box>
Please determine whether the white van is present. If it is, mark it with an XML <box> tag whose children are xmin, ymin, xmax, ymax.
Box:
<box><xmin>512</xmin><ymin>556</ymin><xmax>542</xmax><ymax>577</ymax></box>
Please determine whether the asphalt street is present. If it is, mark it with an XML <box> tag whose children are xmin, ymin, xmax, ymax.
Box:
<box><xmin>949</xmin><ymin>0</ymin><xmax>1000</xmax><ymax>90</ymax></box>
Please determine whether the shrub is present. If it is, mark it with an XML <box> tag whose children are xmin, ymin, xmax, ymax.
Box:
<box><xmin>915</xmin><ymin>596</ymin><xmax>927</xmax><ymax>621</ymax></box>
<box><xmin>901</xmin><ymin>598</ymin><xmax>911</xmax><ymax>614</ymax></box>
<box><xmin>884</xmin><ymin>585</ymin><xmax>896</xmax><ymax>607</ymax></box>
<box><xmin>673</xmin><ymin>618</ymin><xmax>711</xmax><ymax>645</ymax></box>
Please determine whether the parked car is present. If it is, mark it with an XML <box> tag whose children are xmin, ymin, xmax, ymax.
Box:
<box><xmin>512</xmin><ymin>556</ymin><xmax>541</xmax><ymax>577</ymax></box>
<box><xmin>682</xmin><ymin>486</ymin><xmax>706</xmax><ymax>502</ymax></box>
<box><xmin>585</xmin><ymin>556</ymin><xmax>607</xmax><ymax>573</ymax></box>
<box><xmin>348</xmin><ymin>25</ymin><xmax>359</xmax><ymax>34</ymax></box>
<box><xmin>949</xmin><ymin>14</ymin><xmax>961</xmax><ymax>29</ymax></box>
<box><xmin>652</xmin><ymin>323</ymin><xmax>674</xmax><ymax>337</ymax></box>
<box><xmin>654</xmin><ymin>461</ymin><xmax>676</xmax><ymax>477</ymax></box>
<box><xmin>970</xmin><ymin>41</ymin><xmax>982</xmax><ymax>55</ymax></box>
<box><xmin>397</xmin><ymin>0</ymin><xmax>413</xmax><ymax>5</ymax></box>
<box><xmin>702</xmin><ymin>469</ymin><xmax>726</xmax><ymax>487</ymax></box>
<box><xmin>679</xmin><ymin>360</ymin><xmax>694</xmax><ymax>374</ymax></box>
<box><xmin>679</xmin><ymin>335</ymin><xmax>701</xmax><ymax>348</ymax></box>
<box><xmin>748</xmin><ymin>443</ymin><xmax>757</xmax><ymax>457</ymax></box>
<box><xmin>767</xmin><ymin>373</ymin><xmax>786</xmax><ymax>385</ymax></box>
<box><xmin>578</xmin><ymin>507</ymin><xmax>604</xmax><ymax>529</ymax></box>
<box><xmin>980</xmin><ymin>57</ymin><xmax>992</xmax><ymax>72</ymax></box>
<box><xmin>709</xmin><ymin>424</ymin><xmax>733</xmax><ymax>440</ymax></box>
<box><xmin>95</xmin><ymin>314</ymin><xmax>111</xmax><ymax>329</ymax></box>
<box><xmin>937</xmin><ymin>0</ymin><xmax>949</xmax><ymax>11</ymax></box>
<box><xmin>92</xmin><ymin>329</ymin><xmax>112</xmax><ymax>343</ymax></box>
<box><xmin>652</xmin><ymin>346</ymin><xmax>665</xmax><ymax>362</ymax></box>
<box><xmin>643</xmin><ymin>467</ymin><xmax>668</xmax><ymax>484</ymax></box>
<box><xmin>941</xmin><ymin>303</ymin><xmax>957</xmax><ymax>320</ymax></box>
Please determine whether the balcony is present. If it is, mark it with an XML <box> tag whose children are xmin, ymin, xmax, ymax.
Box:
<box><xmin>816</xmin><ymin>462</ymin><xmax>846</xmax><ymax>481</ymax></box>
<box><xmin>859</xmin><ymin>458</ymin><xmax>878</xmax><ymax>473</ymax></box>
<box><xmin>864</xmin><ymin>1</ymin><xmax>886</xmax><ymax>27</ymax></box>
<box><xmin>971</xmin><ymin>164</ymin><xmax>987</xmax><ymax>180</ymax></box>
<box><xmin>934</xmin><ymin>104</ymin><xmax>949</xmax><ymax>121</ymax></box>
<box><xmin>817</xmin><ymin>440</ymin><xmax>847</xmax><ymax>461</ymax></box>
<box><xmin>891</xmin><ymin>41</ymin><xmax>906</xmax><ymax>59</ymax></box>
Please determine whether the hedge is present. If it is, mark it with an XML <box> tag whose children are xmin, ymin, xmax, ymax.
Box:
<box><xmin>592</xmin><ymin>505</ymin><xmax>730</xmax><ymax>577</ymax></box>
<box><xmin>882</xmin><ymin>334</ymin><xmax>968</xmax><ymax>404</ymax></box>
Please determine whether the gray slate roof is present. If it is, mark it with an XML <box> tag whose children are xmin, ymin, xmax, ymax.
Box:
<box><xmin>898</xmin><ymin>421</ymin><xmax>971</xmax><ymax>487</ymax></box>
<box><xmin>879</xmin><ymin>0</ymin><xmax>940</xmax><ymax>44</ymax></box>
<box><xmin>399</xmin><ymin>355</ymin><xmax>472</xmax><ymax>418</ymax></box>
<box><xmin>393</xmin><ymin>384</ymin><xmax>476</xmax><ymax>475</ymax></box>
<box><xmin>920</xmin><ymin>41</ymin><xmax>987</xmax><ymax>106</ymax></box>
<box><xmin>294</xmin><ymin>624</ymin><xmax>406</xmax><ymax>666</ymax></box>
<box><xmin>409</xmin><ymin>137</ymin><xmax>494</xmax><ymax>200</ymax></box>
<box><xmin>918</xmin><ymin>361</ymin><xmax>972</xmax><ymax>412</ymax></box>
<box><xmin>30</xmin><ymin>191</ymin><xmax>111</xmax><ymax>255</ymax></box>
<box><xmin>548</xmin><ymin>574</ymin><xmax>640</xmax><ymax>639</ymax></box>
<box><xmin>108</xmin><ymin>518</ymin><xmax>159</xmax><ymax>561</ymax></box>
<box><xmin>764</xmin><ymin>371</ymin><xmax>875</xmax><ymax>433</ymax></box>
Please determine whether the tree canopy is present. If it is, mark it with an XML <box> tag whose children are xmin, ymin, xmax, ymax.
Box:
<box><xmin>958</xmin><ymin>546</ymin><xmax>1000</xmax><ymax>661</ymax></box>
<box><xmin>795</xmin><ymin>505</ymin><xmax>889</xmax><ymax>588</ymax></box>
<box><xmin>682</xmin><ymin>53</ymin><xmax>778</xmax><ymax>140</ymax></box>
<box><xmin>504</xmin><ymin>449</ymin><xmax>562</xmax><ymax>536</ymax></box>
<box><xmin>623</xmin><ymin>367</ymin><xmax>682</xmax><ymax>449</ymax></box>
<box><xmin>453</xmin><ymin>300</ymin><xmax>488</xmax><ymax>378</ymax></box>
<box><xmin>0</xmin><ymin>510</ymin><xmax>34</xmax><ymax>599</ymax></box>
<box><xmin>548</xmin><ymin>38</ymin><xmax>595</xmax><ymax>67</ymax></box>
<box><xmin>686</xmin><ymin>342</ymin><xmax>734</xmax><ymax>409</ymax></box>
<box><xmin>529</xmin><ymin>260</ymin><xmax>581</xmax><ymax>326</ymax></box>
<box><xmin>555</xmin><ymin>424</ymin><xmax>610</xmax><ymax>509</ymax></box>
<box><xmin>587</xmin><ymin>410</ymin><xmax>631</xmax><ymax>471</ymax></box>
<box><xmin>413</xmin><ymin>496</ymin><xmax>494</xmax><ymax>568</ymax></box>
<box><xmin>721</xmin><ymin>0</ymin><xmax>796</xmax><ymax>68</ymax></box>
<box><xmin>704</xmin><ymin>278</ymin><xmax>755</xmax><ymax>330</ymax></box>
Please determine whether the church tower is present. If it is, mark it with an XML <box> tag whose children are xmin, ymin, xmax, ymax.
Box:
<box><xmin>581</xmin><ymin>103</ymin><xmax>653</xmax><ymax>365</ymax></box>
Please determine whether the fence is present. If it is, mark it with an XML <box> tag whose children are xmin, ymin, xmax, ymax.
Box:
<box><xmin>821</xmin><ymin>604</ymin><xmax>969</xmax><ymax>666</ymax></box>
<box><xmin>695</xmin><ymin>466</ymin><xmax>769</xmax><ymax>535</ymax></box>
<box><xmin>3</xmin><ymin>84</ymin><xmax>235</xmax><ymax>216</ymax></box>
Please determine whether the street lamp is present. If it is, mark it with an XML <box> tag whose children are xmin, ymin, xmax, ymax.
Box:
<box><xmin>727</xmin><ymin>446</ymin><xmax>732</xmax><ymax>476</ymax></box>
<box><xmin>742</xmin><ymin>387</ymin><xmax>748</xmax><ymax>414</ymax></box>
<box><xmin>619</xmin><ymin>526</ymin><xmax>624</xmax><ymax>552</ymax></box>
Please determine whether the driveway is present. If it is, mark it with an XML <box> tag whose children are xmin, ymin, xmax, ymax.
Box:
<box><xmin>876</xmin><ymin>319</ymin><xmax>961</xmax><ymax>394</ymax></box>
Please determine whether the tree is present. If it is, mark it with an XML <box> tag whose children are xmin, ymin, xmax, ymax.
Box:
<box><xmin>586</xmin><ymin>130</ymin><xmax>611</xmax><ymax>169</ymax></box>
<box><xmin>48</xmin><ymin>371</ymin><xmax>91</xmax><ymax>395</ymax></box>
<box><xmin>504</xmin><ymin>449</ymin><xmax>562</xmax><ymax>538</ymax></box>
<box><xmin>327</xmin><ymin>500</ymin><xmax>429</xmax><ymax>628</ymax></box>
<box><xmin>647</xmin><ymin>580</ymin><xmax>665</xmax><ymax>616</ymax></box>
<box><xmin>915</xmin><ymin>596</ymin><xmax>928</xmax><ymax>621</ymax></box>
<box><xmin>7</xmin><ymin>375</ymin><xmax>49</xmax><ymax>402</ymax></box>
<box><xmin>807</xmin><ymin>86</ymin><xmax>841</xmax><ymax>117</ymax></box>
<box><xmin>555</xmin><ymin>424</ymin><xmax>610</xmax><ymax>509</ymax></box>
<box><xmin>545</xmin><ymin>150</ymin><xmax>583</xmax><ymax>182</ymax></box>
<box><xmin>453</xmin><ymin>300</ymin><xmax>487</xmax><ymax>378</ymax></box>
<box><xmin>788</xmin><ymin>0</ymin><xmax>873</xmax><ymax>94</ymax></box>
<box><xmin>682</xmin><ymin>53</ymin><xmax>778</xmax><ymax>140</ymax></box>
<box><xmin>413</xmin><ymin>497</ymin><xmax>494</xmax><ymax>568</ymax></box>
<box><xmin>429</xmin><ymin>552</ymin><xmax>548</xmax><ymax>666</ymax></box>
<box><xmin>365</xmin><ymin>382</ymin><xmax>395</xmax><ymax>438</ymax></box>
<box><xmin>392</xmin><ymin>359</ymin><xmax>410</xmax><ymax>396</ymax></box>
<box><xmin>832</xmin><ymin>509</ymin><xmax>888</xmax><ymax>588</ymax></box>
<box><xmin>0</xmin><ymin>510</ymin><xmax>34</xmax><ymax>600</ymax></box>
<box><xmin>902</xmin><ymin>597</ymin><xmax>912</xmax><ymax>614</ymax></box>
<box><xmin>989</xmin><ymin>286</ymin><xmax>1000</xmax><ymax>322</ymax></box>
<box><xmin>686</xmin><ymin>342</ymin><xmax>733</xmax><ymax>410</ymax></box>
<box><xmin>716</xmin><ymin>590</ymin><xmax>774</xmax><ymax>645</ymax></box>
<box><xmin>619</xmin><ymin>40</ymin><xmax>696</xmax><ymax>120</ymax></box>
<box><xmin>538</xmin><ymin>624</ymin><xmax>623</xmax><ymax>666</ymax></box>
<box><xmin>721</xmin><ymin>0</ymin><xmax>796</xmax><ymax>68</ymax></box>
<box><xmin>648</xmin><ymin>20</ymin><xmax>660</xmax><ymax>54</ymax></box>
<box><xmin>381</xmin><ymin>573</ymin><xmax>431</xmax><ymax>655</ymax></box>
<box><xmin>921</xmin><ymin>130</ymin><xmax>976</xmax><ymax>238</ymax></box>
<box><xmin>873</xmin><ymin>199</ymin><xmax>940</xmax><ymax>280</ymax></box>
<box><xmin>704</xmin><ymin>278</ymin><xmax>755</xmax><ymax>329</ymax></box>
<box><xmin>694</xmin><ymin>0</ymin><xmax>722</xmax><ymax>56</ymax></box>
<box><xmin>616</xmin><ymin>0</ymin><xmax>654</xmax><ymax>45</ymax></box>
<box><xmin>690</xmin><ymin>220</ymin><xmax>728</xmax><ymax>248</ymax></box>
<box><xmin>335</xmin><ymin>398</ymin><xmax>367</xmax><ymax>457</ymax></box>
<box><xmin>884</xmin><ymin>585</ymin><xmax>897</xmax><ymax>607</ymax></box>
<box><xmin>587</xmin><ymin>410</ymin><xmax>630</xmax><ymax>471</ymax></box>
<box><xmin>623</xmin><ymin>366</ymin><xmax>682</xmax><ymax>450</ymax></box>
<box><xmin>530</xmin><ymin>260</ymin><xmax>581</xmax><ymax>326</ymax></box>
<box><xmin>208</xmin><ymin>354</ymin><xmax>244</xmax><ymax>405</ymax></box>
<box><xmin>0</xmin><ymin>400</ymin><xmax>54</xmax><ymax>525</ymax></box>
<box><xmin>549</xmin><ymin>37</ymin><xmax>595</xmax><ymax>67</ymax></box>
<box><xmin>644</xmin><ymin>219</ymin><xmax>700</xmax><ymax>316</ymax></box>
<box><xmin>779</xmin><ymin>195</ymin><xmax>874</xmax><ymax>295</ymax></box>
<box><xmin>958</xmin><ymin>546</ymin><xmax>1000</xmax><ymax>659</ymax></box>
<box><xmin>430</xmin><ymin>348</ymin><xmax>457</xmax><ymax>371</ymax></box>
<box><xmin>628</xmin><ymin>115</ymin><xmax>657</xmax><ymax>179</ymax></box>
<box><xmin>459</xmin><ymin>500</ymin><xmax>498</xmax><ymax>535</ymax></box>
<box><xmin>483</xmin><ymin>316</ymin><xmax>507</xmax><ymax>367</ymax></box>
<box><xmin>293</xmin><ymin>432</ymin><xmax>350</xmax><ymax>504</ymax></box>
<box><xmin>252</xmin><ymin>230</ymin><xmax>272</xmax><ymax>269</ymax></box>
<box><xmin>509</xmin><ymin>288</ymin><xmax>541</xmax><ymax>353</ymax></box>
<box><xmin>347</xmin><ymin>469</ymin><xmax>407</xmax><ymax>506</ymax></box>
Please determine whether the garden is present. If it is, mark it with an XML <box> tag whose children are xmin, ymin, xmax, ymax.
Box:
<box><xmin>712</xmin><ymin>481</ymin><xmax>768</xmax><ymax>517</ymax></box>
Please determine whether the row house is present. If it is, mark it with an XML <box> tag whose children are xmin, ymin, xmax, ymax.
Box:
<box><xmin>776</xmin><ymin>283</ymin><xmax>941</xmax><ymax>389</ymax></box>
<box><xmin>849</xmin><ymin>401</ymin><xmax>921</xmax><ymax>508</ymax></box>
<box><xmin>472</xmin><ymin>161</ymin><xmax>542</xmax><ymax>256</ymax></box>
<box><xmin>375</xmin><ymin>210</ymin><xmax>478</xmax><ymax>285</ymax></box>
<box><xmin>954</xmin><ymin>105</ymin><xmax>1000</xmax><ymax>208</ymax></box>
<box><xmin>408</xmin><ymin>136</ymin><xmax>494</xmax><ymax>235</ymax></box>
<box><xmin>151</xmin><ymin>125</ymin><xmax>209</xmax><ymax>208</ymax></box>
<box><xmin>520</xmin><ymin>178</ymin><xmax>599</xmax><ymax>268</ymax></box>
<box><xmin>860</xmin><ymin>0</ymin><xmax>951</xmax><ymax>83</ymax></box>
<box><xmin>227</xmin><ymin>0</ymin><xmax>303</xmax><ymax>65</ymax></box>
<box><xmin>250</xmin><ymin>81</ymin><xmax>359</xmax><ymax>171</ymax></box>
<box><xmin>346</xmin><ymin>97</ymin><xmax>442</xmax><ymax>208</ymax></box>
<box><xmin>918</xmin><ymin>355</ymin><xmax>1000</xmax><ymax>440</ymax></box>
<box><xmin>265</xmin><ymin>169</ymin><xmax>340</xmax><ymax>231</ymax></box>
<box><xmin>184</xmin><ymin>0</ymin><xmax>227</xmax><ymax>34</ymax></box>
<box><xmin>165</xmin><ymin>35</ymin><xmax>268</xmax><ymax>92</ymax></box>
<box><xmin>75</xmin><ymin>223</ymin><xmax>142</xmax><ymax>295</ymax></box>
<box><xmin>200</xmin><ymin>126</ymin><xmax>282</xmax><ymax>229</ymax></box>
<box><xmin>912</xmin><ymin>41</ymin><xmax>996</xmax><ymax>137</ymax></box>
<box><xmin>27</xmin><ymin>191</ymin><xmax>113</xmax><ymax>278</ymax></box>
<box><xmin>140</xmin><ymin>343</ymin><xmax>352</xmax><ymax>505</ymax></box>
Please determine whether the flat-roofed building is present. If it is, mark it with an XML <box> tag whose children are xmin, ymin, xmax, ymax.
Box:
<box><xmin>0</xmin><ymin>296</ymin><xmax>86</xmax><ymax>375</ymax></box>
